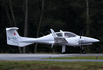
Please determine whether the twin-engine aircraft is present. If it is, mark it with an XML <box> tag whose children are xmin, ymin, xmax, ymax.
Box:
<box><xmin>6</xmin><ymin>27</ymin><xmax>99</xmax><ymax>53</ymax></box>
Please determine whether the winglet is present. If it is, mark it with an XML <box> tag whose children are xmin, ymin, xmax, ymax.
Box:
<box><xmin>50</xmin><ymin>29</ymin><xmax>58</xmax><ymax>37</ymax></box>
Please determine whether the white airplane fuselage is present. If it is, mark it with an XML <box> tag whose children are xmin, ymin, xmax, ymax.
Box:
<box><xmin>6</xmin><ymin>27</ymin><xmax>100</xmax><ymax>53</ymax></box>
<box><xmin>20</xmin><ymin>32</ymin><xmax>99</xmax><ymax>46</ymax></box>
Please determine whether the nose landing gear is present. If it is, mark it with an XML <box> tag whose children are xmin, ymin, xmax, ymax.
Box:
<box><xmin>81</xmin><ymin>46</ymin><xmax>86</xmax><ymax>54</ymax></box>
<box><xmin>82</xmin><ymin>49</ymin><xmax>86</xmax><ymax>54</ymax></box>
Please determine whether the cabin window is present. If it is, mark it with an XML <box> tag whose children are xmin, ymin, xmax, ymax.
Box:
<box><xmin>56</xmin><ymin>33</ymin><xmax>62</xmax><ymax>37</ymax></box>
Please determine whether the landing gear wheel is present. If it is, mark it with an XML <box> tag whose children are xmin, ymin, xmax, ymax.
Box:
<box><xmin>61</xmin><ymin>52</ymin><xmax>65</xmax><ymax>54</ymax></box>
<box><xmin>80</xmin><ymin>46</ymin><xmax>86</xmax><ymax>54</ymax></box>
<box><xmin>82</xmin><ymin>50</ymin><xmax>86</xmax><ymax>54</ymax></box>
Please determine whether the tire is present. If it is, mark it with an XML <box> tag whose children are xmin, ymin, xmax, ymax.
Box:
<box><xmin>82</xmin><ymin>50</ymin><xmax>86</xmax><ymax>54</ymax></box>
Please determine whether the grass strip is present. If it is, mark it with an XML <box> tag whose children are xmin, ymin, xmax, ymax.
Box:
<box><xmin>0</xmin><ymin>61</ymin><xmax>103</xmax><ymax>70</ymax></box>
<box><xmin>47</xmin><ymin>56</ymin><xmax>103</xmax><ymax>60</ymax></box>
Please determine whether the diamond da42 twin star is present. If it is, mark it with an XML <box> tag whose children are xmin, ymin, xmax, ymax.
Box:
<box><xmin>6</xmin><ymin>27</ymin><xmax>100</xmax><ymax>53</ymax></box>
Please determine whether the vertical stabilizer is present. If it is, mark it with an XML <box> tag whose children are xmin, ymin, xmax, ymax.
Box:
<box><xmin>6</xmin><ymin>27</ymin><xmax>20</xmax><ymax>46</ymax></box>
<box><xmin>6</xmin><ymin>27</ymin><xmax>33</xmax><ymax>47</ymax></box>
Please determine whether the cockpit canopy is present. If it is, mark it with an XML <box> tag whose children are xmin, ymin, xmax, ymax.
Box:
<box><xmin>56</xmin><ymin>32</ymin><xmax>77</xmax><ymax>38</ymax></box>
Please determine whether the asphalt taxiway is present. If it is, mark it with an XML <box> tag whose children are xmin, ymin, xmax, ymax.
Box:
<box><xmin>0</xmin><ymin>54</ymin><xmax>103</xmax><ymax>62</ymax></box>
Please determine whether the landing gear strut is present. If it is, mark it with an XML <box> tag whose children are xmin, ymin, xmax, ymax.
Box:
<box><xmin>61</xmin><ymin>45</ymin><xmax>66</xmax><ymax>54</ymax></box>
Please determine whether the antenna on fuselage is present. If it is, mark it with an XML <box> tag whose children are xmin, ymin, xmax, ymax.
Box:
<box><xmin>60</xmin><ymin>30</ymin><xmax>63</xmax><ymax>32</ymax></box>
<box><xmin>40</xmin><ymin>32</ymin><xmax>44</xmax><ymax>36</ymax></box>
<box><xmin>80</xmin><ymin>30</ymin><xmax>84</xmax><ymax>39</ymax></box>
<box><xmin>47</xmin><ymin>30</ymin><xmax>50</xmax><ymax>33</ymax></box>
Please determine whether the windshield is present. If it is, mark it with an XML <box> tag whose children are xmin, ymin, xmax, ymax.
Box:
<box><xmin>65</xmin><ymin>32</ymin><xmax>76</xmax><ymax>37</ymax></box>
<box><xmin>56</xmin><ymin>32</ymin><xmax>76</xmax><ymax>38</ymax></box>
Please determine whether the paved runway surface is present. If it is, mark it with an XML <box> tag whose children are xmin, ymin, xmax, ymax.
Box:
<box><xmin>0</xmin><ymin>54</ymin><xmax>103</xmax><ymax>62</ymax></box>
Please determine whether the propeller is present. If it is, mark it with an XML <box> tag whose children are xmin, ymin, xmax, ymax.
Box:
<box><xmin>79</xmin><ymin>30</ymin><xmax>86</xmax><ymax>53</ymax></box>
<box><xmin>79</xmin><ymin>30</ymin><xmax>83</xmax><ymax>48</ymax></box>
<box><xmin>80</xmin><ymin>30</ymin><xmax>83</xmax><ymax>39</ymax></box>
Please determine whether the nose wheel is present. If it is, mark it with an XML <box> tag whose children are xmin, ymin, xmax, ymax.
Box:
<box><xmin>81</xmin><ymin>46</ymin><xmax>86</xmax><ymax>54</ymax></box>
<box><xmin>82</xmin><ymin>49</ymin><xmax>86</xmax><ymax>54</ymax></box>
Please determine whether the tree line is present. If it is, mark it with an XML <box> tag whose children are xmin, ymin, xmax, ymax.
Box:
<box><xmin>0</xmin><ymin>0</ymin><xmax>102</xmax><ymax>53</ymax></box>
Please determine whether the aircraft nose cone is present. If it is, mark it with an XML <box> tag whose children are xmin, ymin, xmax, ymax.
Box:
<box><xmin>84</xmin><ymin>37</ymin><xmax>100</xmax><ymax>43</ymax></box>
<box><xmin>80</xmin><ymin>36</ymin><xmax>100</xmax><ymax>43</ymax></box>
<box><xmin>89</xmin><ymin>38</ymin><xmax>100</xmax><ymax>43</ymax></box>
<box><xmin>93</xmin><ymin>39</ymin><xmax>100</xmax><ymax>42</ymax></box>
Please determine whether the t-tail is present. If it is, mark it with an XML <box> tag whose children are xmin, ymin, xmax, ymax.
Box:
<box><xmin>6</xmin><ymin>27</ymin><xmax>33</xmax><ymax>47</ymax></box>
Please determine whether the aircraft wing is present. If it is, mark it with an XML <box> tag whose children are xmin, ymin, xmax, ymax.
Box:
<box><xmin>50</xmin><ymin>29</ymin><xmax>68</xmax><ymax>44</ymax></box>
